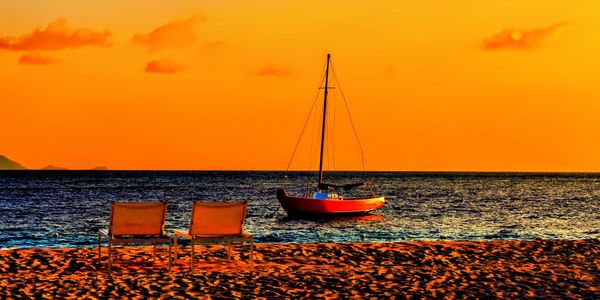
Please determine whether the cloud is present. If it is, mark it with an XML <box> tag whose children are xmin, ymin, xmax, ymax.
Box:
<box><xmin>252</xmin><ymin>66</ymin><xmax>293</xmax><ymax>77</ymax></box>
<box><xmin>382</xmin><ymin>65</ymin><xmax>395</xmax><ymax>78</ymax></box>
<box><xmin>145</xmin><ymin>58</ymin><xmax>184</xmax><ymax>74</ymax></box>
<box><xmin>483</xmin><ymin>23</ymin><xmax>566</xmax><ymax>50</ymax></box>
<box><xmin>0</xmin><ymin>18</ymin><xmax>111</xmax><ymax>51</ymax></box>
<box><xmin>132</xmin><ymin>16</ymin><xmax>204</xmax><ymax>51</ymax></box>
<box><xmin>18</xmin><ymin>52</ymin><xmax>56</xmax><ymax>65</ymax></box>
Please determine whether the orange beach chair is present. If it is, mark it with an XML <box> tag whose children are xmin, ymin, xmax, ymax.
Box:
<box><xmin>98</xmin><ymin>201</ymin><xmax>172</xmax><ymax>274</ymax></box>
<box><xmin>173</xmin><ymin>201</ymin><xmax>254</xmax><ymax>273</ymax></box>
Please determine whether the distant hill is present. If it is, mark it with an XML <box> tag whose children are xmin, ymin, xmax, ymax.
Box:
<box><xmin>0</xmin><ymin>156</ymin><xmax>108</xmax><ymax>170</ymax></box>
<box><xmin>0</xmin><ymin>155</ymin><xmax>27</xmax><ymax>170</ymax></box>
<box><xmin>41</xmin><ymin>164</ymin><xmax>69</xmax><ymax>170</ymax></box>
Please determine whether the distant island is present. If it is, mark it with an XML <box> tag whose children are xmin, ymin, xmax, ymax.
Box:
<box><xmin>0</xmin><ymin>155</ymin><xmax>27</xmax><ymax>170</ymax></box>
<box><xmin>41</xmin><ymin>164</ymin><xmax>69</xmax><ymax>170</ymax></box>
<box><xmin>0</xmin><ymin>155</ymin><xmax>108</xmax><ymax>170</ymax></box>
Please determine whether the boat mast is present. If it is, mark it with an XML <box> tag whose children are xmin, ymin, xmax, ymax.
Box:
<box><xmin>318</xmin><ymin>53</ymin><xmax>331</xmax><ymax>188</ymax></box>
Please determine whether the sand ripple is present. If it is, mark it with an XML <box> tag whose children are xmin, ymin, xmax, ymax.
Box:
<box><xmin>0</xmin><ymin>239</ymin><xmax>598</xmax><ymax>298</ymax></box>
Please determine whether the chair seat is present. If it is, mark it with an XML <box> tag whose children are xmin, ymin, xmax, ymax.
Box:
<box><xmin>174</xmin><ymin>229</ymin><xmax>251</xmax><ymax>241</ymax></box>
<box><xmin>101</xmin><ymin>228</ymin><xmax>170</xmax><ymax>243</ymax></box>
<box><xmin>112</xmin><ymin>234</ymin><xmax>171</xmax><ymax>239</ymax></box>
<box><xmin>193</xmin><ymin>233</ymin><xmax>252</xmax><ymax>238</ymax></box>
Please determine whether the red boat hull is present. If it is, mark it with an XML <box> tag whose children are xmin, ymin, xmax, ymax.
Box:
<box><xmin>277</xmin><ymin>188</ymin><xmax>385</xmax><ymax>217</ymax></box>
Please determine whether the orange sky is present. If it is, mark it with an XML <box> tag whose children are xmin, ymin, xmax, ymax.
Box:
<box><xmin>1</xmin><ymin>1</ymin><xmax>600</xmax><ymax>171</ymax></box>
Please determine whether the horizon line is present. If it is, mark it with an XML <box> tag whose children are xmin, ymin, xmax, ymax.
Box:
<box><xmin>2</xmin><ymin>169</ymin><xmax>600</xmax><ymax>174</ymax></box>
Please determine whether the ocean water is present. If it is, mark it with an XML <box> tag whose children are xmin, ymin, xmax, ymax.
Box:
<box><xmin>0</xmin><ymin>171</ymin><xmax>598</xmax><ymax>249</ymax></box>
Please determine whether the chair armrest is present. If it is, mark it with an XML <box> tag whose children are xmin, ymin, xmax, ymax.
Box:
<box><xmin>99</xmin><ymin>229</ymin><xmax>110</xmax><ymax>238</ymax></box>
<box><xmin>174</xmin><ymin>229</ymin><xmax>191</xmax><ymax>239</ymax></box>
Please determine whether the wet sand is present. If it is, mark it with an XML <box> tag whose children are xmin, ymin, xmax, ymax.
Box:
<box><xmin>1</xmin><ymin>239</ymin><xmax>598</xmax><ymax>298</ymax></box>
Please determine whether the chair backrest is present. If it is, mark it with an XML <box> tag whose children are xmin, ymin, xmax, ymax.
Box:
<box><xmin>189</xmin><ymin>201</ymin><xmax>247</xmax><ymax>236</ymax></box>
<box><xmin>109</xmin><ymin>201</ymin><xmax>167</xmax><ymax>236</ymax></box>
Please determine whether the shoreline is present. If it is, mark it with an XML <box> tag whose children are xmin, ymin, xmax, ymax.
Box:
<box><xmin>1</xmin><ymin>239</ymin><xmax>598</xmax><ymax>298</ymax></box>
<box><xmin>2</xmin><ymin>236</ymin><xmax>599</xmax><ymax>250</ymax></box>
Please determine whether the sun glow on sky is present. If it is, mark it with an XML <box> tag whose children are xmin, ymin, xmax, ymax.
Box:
<box><xmin>2</xmin><ymin>0</ymin><xmax>600</xmax><ymax>171</ymax></box>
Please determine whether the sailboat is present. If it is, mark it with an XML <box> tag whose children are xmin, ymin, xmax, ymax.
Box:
<box><xmin>277</xmin><ymin>53</ymin><xmax>385</xmax><ymax>217</ymax></box>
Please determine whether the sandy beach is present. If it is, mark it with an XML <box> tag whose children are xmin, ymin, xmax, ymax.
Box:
<box><xmin>1</xmin><ymin>239</ymin><xmax>598</xmax><ymax>298</ymax></box>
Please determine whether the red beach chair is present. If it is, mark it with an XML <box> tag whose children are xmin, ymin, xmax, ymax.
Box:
<box><xmin>173</xmin><ymin>201</ymin><xmax>254</xmax><ymax>273</ymax></box>
<box><xmin>98</xmin><ymin>201</ymin><xmax>172</xmax><ymax>274</ymax></box>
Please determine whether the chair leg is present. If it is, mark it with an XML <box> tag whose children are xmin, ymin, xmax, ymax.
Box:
<box><xmin>173</xmin><ymin>234</ymin><xmax>178</xmax><ymax>262</ymax></box>
<box><xmin>108</xmin><ymin>242</ymin><xmax>112</xmax><ymax>274</ymax></box>
<box><xmin>250</xmin><ymin>238</ymin><xmax>254</xmax><ymax>269</ymax></box>
<box><xmin>227</xmin><ymin>242</ymin><xmax>232</xmax><ymax>261</ymax></box>
<box><xmin>153</xmin><ymin>244</ymin><xmax>157</xmax><ymax>262</ymax></box>
<box><xmin>168</xmin><ymin>238</ymin><xmax>172</xmax><ymax>274</ymax></box>
<box><xmin>191</xmin><ymin>240</ymin><xmax>195</xmax><ymax>274</ymax></box>
<box><xmin>97</xmin><ymin>233</ymin><xmax>102</xmax><ymax>265</ymax></box>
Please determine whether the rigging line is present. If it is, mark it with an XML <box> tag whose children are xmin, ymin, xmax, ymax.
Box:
<box><xmin>330</xmin><ymin>61</ymin><xmax>334</xmax><ymax>175</ymax></box>
<box><xmin>328</xmin><ymin>79</ymin><xmax>337</xmax><ymax>171</ymax></box>
<box><xmin>309</xmin><ymin>73</ymin><xmax>327</xmax><ymax>174</ymax></box>
<box><xmin>307</xmin><ymin>75</ymin><xmax>326</xmax><ymax>194</ymax></box>
<box><xmin>286</xmin><ymin>65</ymin><xmax>327</xmax><ymax>171</ymax></box>
<box><xmin>287</xmin><ymin>90</ymin><xmax>319</xmax><ymax>171</ymax></box>
<box><xmin>330</xmin><ymin>61</ymin><xmax>366</xmax><ymax>172</ymax></box>
<box><xmin>324</xmin><ymin>85</ymin><xmax>335</xmax><ymax>176</ymax></box>
<box><xmin>308</xmin><ymin>60</ymin><xmax>329</xmax><ymax>177</ymax></box>
<box><xmin>308</xmin><ymin>92</ymin><xmax>317</xmax><ymax>168</ymax></box>
<box><xmin>308</xmin><ymin>97</ymin><xmax>320</xmax><ymax>174</ymax></box>
<box><xmin>325</xmin><ymin>104</ymin><xmax>332</xmax><ymax>174</ymax></box>
<box><xmin>309</xmin><ymin>59</ymin><xmax>329</xmax><ymax>180</ymax></box>
<box><xmin>332</xmin><ymin>81</ymin><xmax>336</xmax><ymax>173</ymax></box>
<box><xmin>326</xmin><ymin>58</ymin><xmax>336</xmax><ymax>176</ymax></box>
